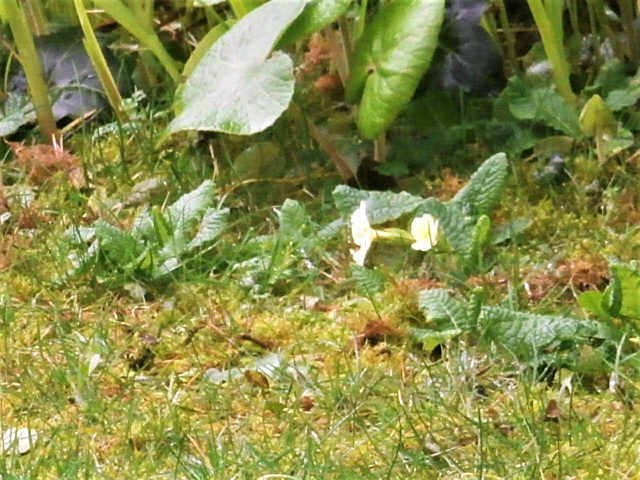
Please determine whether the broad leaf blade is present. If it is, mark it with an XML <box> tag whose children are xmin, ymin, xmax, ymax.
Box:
<box><xmin>167</xmin><ymin>0</ymin><xmax>309</xmax><ymax>136</ymax></box>
<box><xmin>412</xmin><ymin>328</ymin><xmax>462</xmax><ymax>353</ymax></box>
<box><xmin>161</xmin><ymin>180</ymin><xmax>216</xmax><ymax>258</ymax></box>
<box><xmin>0</xmin><ymin>93</ymin><xmax>35</xmax><ymax>136</ymax></box>
<box><xmin>418</xmin><ymin>289</ymin><xmax>470</xmax><ymax>329</ymax></box>
<box><xmin>94</xmin><ymin>221</ymin><xmax>145</xmax><ymax>266</ymax></box>
<box><xmin>9</xmin><ymin>28</ymin><xmax>130</xmax><ymax>120</ymax></box>
<box><xmin>450</xmin><ymin>152</ymin><xmax>509</xmax><ymax>217</ymax></box>
<box><xmin>578</xmin><ymin>290</ymin><xmax>610</xmax><ymax>320</ymax></box>
<box><xmin>277</xmin><ymin>199</ymin><xmax>311</xmax><ymax>239</ymax></box>
<box><xmin>351</xmin><ymin>264</ymin><xmax>386</xmax><ymax>296</ymax></box>
<box><xmin>165</xmin><ymin>181</ymin><xmax>216</xmax><ymax>230</ymax></box>
<box><xmin>332</xmin><ymin>185</ymin><xmax>424</xmax><ymax>224</ymax></box>
<box><xmin>187</xmin><ymin>207</ymin><xmax>229</xmax><ymax>251</ymax></box>
<box><xmin>345</xmin><ymin>0</ymin><xmax>445</xmax><ymax>139</ymax></box>
<box><xmin>501</xmin><ymin>77</ymin><xmax>581</xmax><ymax>137</ymax></box>
<box><xmin>480</xmin><ymin>307</ymin><xmax>598</xmax><ymax>360</ymax></box>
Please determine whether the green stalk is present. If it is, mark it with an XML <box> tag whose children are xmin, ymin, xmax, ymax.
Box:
<box><xmin>356</xmin><ymin>0</ymin><xmax>368</xmax><ymax>39</ymax></box>
<box><xmin>567</xmin><ymin>0</ymin><xmax>579</xmax><ymax>38</ymax></box>
<box><xmin>526</xmin><ymin>0</ymin><xmax>576</xmax><ymax>104</ymax></box>
<box><xmin>23</xmin><ymin>0</ymin><xmax>48</xmax><ymax>36</ymax></box>
<box><xmin>184</xmin><ymin>0</ymin><xmax>194</xmax><ymax>26</ymax></box>
<box><xmin>618</xmin><ymin>0</ymin><xmax>639</xmax><ymax>63</ymax></box>
<box><xmin>74</xmin><ymin>0</ymin><xmax>127</xmax><ymax>122</ymax></box>
<box><xmin>545</xmin><ymin>0</ymin><xmax>564</xmax><ymax>52</ymax></box>
<box><xmin>585</xmin><ymin>0</ymin><xmax>602</xmax><ymax>64</ymax></box>
<box><xmin>93</xmin><ymin>0</ymin><xmax>181</xmax><ymax>82</ymax></box>
<box><xmin>5</xmin><ymin>0</ymin><xmax>58</xmax><ymax>143</ymax></box>
<box><xmin>228</xmin><ymin>0</ymin><xmax>262</xmax><ymax>18</ymax></box>
<box><xmin>484</xmin><ymin>4</ymin><xmax>517</xmax><ymax>75</ymax></box>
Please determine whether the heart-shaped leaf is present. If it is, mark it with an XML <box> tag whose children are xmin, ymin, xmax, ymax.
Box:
<box><xmin>345</xmin><ymin>0</ymin><xmax>445</xmax><ymax>139</ymax></box>
<box><xmin>167</xmin><ymin>0</ymin><xmax>309</xmax><ymax>136</ymax></box>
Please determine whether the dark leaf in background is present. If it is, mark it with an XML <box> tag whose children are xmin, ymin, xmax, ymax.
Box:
<box><xmin>8</xmin><ymin>27</ymin><xmax>131</xmax><ymax>120</ymax></box>
<box><xmin>534</xmin><ymin>155</ymin><xmax>570</xmax><ymax>186</ymax></box>
<box><xmin>421</xmin><ymin>0</ymin><xmax>505</xmax><ymax>96</ymax></box>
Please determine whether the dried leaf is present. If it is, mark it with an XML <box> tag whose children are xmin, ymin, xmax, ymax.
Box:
<box><xmin>9</xmin><ymin>141</ymin><xmax>85</xmax><ymax>187</ymax></box>
<box><xmin>244</xmin><ymin>370</ymin><xmax>270</xmax><ymax>389</ymax></box>
<box><xmin>299</xmin><ymin>388</ymin><xmax>315</xmax><ymax>411</ymax></box>
<box><xmin>353</xmin><ymin>320</ymin><xmax>402</xmax><ymax>348</ymax></box>
<box><xmin>314</xmin><ymin>73</ymin><xmax>344</xmax><ymax>99</ymax></box>
<box><xmin>544</xmin><ymin>399</ymin><xmax>563</xmax><ymax>422</ymax></box>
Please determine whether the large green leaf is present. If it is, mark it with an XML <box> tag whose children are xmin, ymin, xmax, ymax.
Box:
<box><xmin>418</xmin><ymin>289</ymin><xmax>470</xmax><ymax>330</ymax></box>
<box><xmin>277</xmin><ymin>0</ymin><xmax>352</xmax><ymax>47</ymax></box>
<box><xmin>450</xmin><ymin>153</ymin><xmax>509</xmax><ymax>217</ymax></box>
<box><xmin>332</xmin><ymin>185</ymin><xmax>424</xmax><ymax>224</ymax></box>
<box><xmin>500</xmin><ymin>77</ymin><xmax>581</xmax><ymax>137</ymax></box>
<box><xmin>480</xmin><ymin>307</ymin><xmax>598</xmax><ymax>360</ymax></box>
<box><xmin>351</xmin><ymin>264</ymin><xmax>386</xmax><ymax>296</ymax></box>
<box><xmin>345</xmin><ymin>0</ymin><xmax>445</xmax><ymax>139</ymax></box>
<box><xmin>160</xmin><ymin>180</ymin><xmax>216</xmax><ymax>259</ymax></box>
<box><xmin>278</xmin><ymin>199</ymin><xmax>311</xmax><ymax>240</ymax></box>
<box><xmin>578</xmin><ymin>290</ymin><xmax>610</xmax><ymax>320</ymax></box>
<box><xmin>167</xmin><ymin>0</ymin><xmax>308</xmax><ymax>136</ymax></box>
<box><xmin>94</xmin><ymin>221</ymin><xmax>146</xmax><ymax>266</ymax></box>
<box><xmin>187</xmin><ymin>207</ymin><xmax>229</xmax><ymax>251</ymax></box>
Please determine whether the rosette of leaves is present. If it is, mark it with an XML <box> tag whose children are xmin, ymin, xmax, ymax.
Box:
<box><xmin>333</xmin><ymin>152</ymin><xmax>518</xmax><ymax>271</ymax></box>
<box><xmin>415</xmin><ymin>288</ymin><xmax>604</xmax><ymax>367</ymax></box>
<box><xmin>64</xmin><ymin>180</ymin><xmax>228</xmax><ymax>283</ymax></box>
<box><xmin>230</xmin><ymin>199</ymin><xmax>343</xmax><ymax>293</ymax></box>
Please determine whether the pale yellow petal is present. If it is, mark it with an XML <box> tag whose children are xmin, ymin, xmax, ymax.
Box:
<box><xmin>410</xmin><ymin>214</ymin><xmax>439</xmax><ymax>251</ymax></box>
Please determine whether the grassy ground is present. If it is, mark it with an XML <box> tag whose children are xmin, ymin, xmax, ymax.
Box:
<box><xmin>2</xmin><ymin>115</ymin><xmax>640</xmax><ymax>479</ymax></box>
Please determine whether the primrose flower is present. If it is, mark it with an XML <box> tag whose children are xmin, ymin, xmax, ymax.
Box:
<box><xmin>410</xmin><ymin>214</ymin><xmax>439</xmax><ymax>251</ymax></box>
<box><xmin>350</xmin><ymin>201</ymin><xmax>377</xmax><ymax>266</ymax></box>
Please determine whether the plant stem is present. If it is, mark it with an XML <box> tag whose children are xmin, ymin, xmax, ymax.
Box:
<box><xmin>374</xmin><ymin>131</ymin><xmax>386</xmax><ymax>163</ymax></box>
<box><xmin>228</xmin><ymin>0</ymin><xmax>262</xmax><ymax>18</ymax></box>
<box><xmin>356</xmin><ymin>0</ymin><xmax>368</xmax><ymax>39</ymax></box>
<box><xmin>5</xmin><ymin>0</ymin><xmax>58</xmax><ymax>143</ymax></box>
<box><xmin>93</xmin><ymin>0</ymin><xmax>181</xmax><ymax>83</ymax></box>
<box><xmin>526</xmin><ymin>0</ymin><xmax>576</xmax><ymax>104</ymax></box>
<box><xmin>618</xmin><ymin>0</ymin><xmax>640</xmax><ymax>63</ymax></box>
<box><xmin>324</xmin><ymin>26</ymin><xmax>349</xmax><ymax>87</ymax></box>
<box><xmin>74</xmin><ymin>0</ymin><xmax>127</xmax><ymax>122</ymax></box>
<box><xmin>22</xmin><ymin>0</ymin><xmax>48</xmax><ymax>36</ymax></box>
<box><xmin>595</xmin><ymin>133</ymin><xmax>606</xmax><ymax>164</ymax></box>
